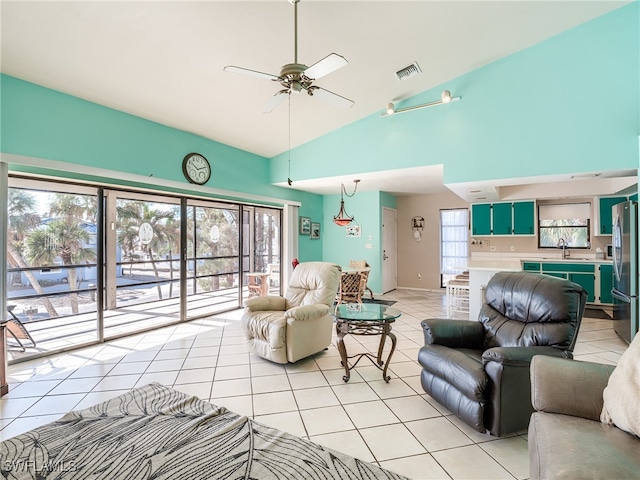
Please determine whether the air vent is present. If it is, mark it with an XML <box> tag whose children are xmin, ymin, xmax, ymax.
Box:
<box><xmin>395</xmin><ymin>62</ymin><xmax>422</xmax><ymax>80</ymax></box>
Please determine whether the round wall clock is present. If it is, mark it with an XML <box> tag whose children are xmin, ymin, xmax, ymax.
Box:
<box><xmin>182</xmin><ymin>152</ymin><xmax>211</xmax><ymax>185</ymax></box>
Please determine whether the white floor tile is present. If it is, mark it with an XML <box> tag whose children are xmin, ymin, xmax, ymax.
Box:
<box><xmin>359</xmin><ymin>423</ymin><xmax>427</xmax><ymax>462</ymax></box>
<box><xmin>310</xmin><ymin>429</ymin><xmax>376</xmax><ymax>463</ymax></box>
<box><xmin>252</xmin><ymin>391</ymin><xmax>298</xmax><ymax>416</ymax></box>
<box><xmin>251</xmin><ymin>374</ymin><xmax>291</xmax><ymax>394</ymax></box>
<box><xmin>343</xmin><ymin>400</ymin><xmax>399</xmax><ymax>429</ymax></box>
<box><xmin>293</xmin><ymin>386</ymin><xmax>340</xmax><ymax>410</ymax></box>
<box><xmin>379</xmin><ymin>453</ymin><xmax>451</xmax><ymax>480</ymax></box>
<box><xmin>254</xmin><ymin>411</ymin><xmax>307</xmax><ymax>438</ymax></box>
<box><xmin>406</xmin><ymin>416</ymin><xmax>474</xmax><ymax>452</ymax></box>
<box><xmin>300</xmin><ymin>405</ymin><xmax>355</xmax><ymax>436</ymax></box>
<box><xmin>432</xmin><ymin>444</ymin><xmax>513</xmax><ymax>480</ymax></box>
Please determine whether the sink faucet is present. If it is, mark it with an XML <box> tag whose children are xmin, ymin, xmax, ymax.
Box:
<box><xmin>557</xmin><ymin>238</ymin><xmax>569</xmax><ymax>259</ymax></box>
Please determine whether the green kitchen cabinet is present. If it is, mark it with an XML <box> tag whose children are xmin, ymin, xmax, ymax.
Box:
<box><xmin>513</xmin><ymin>201</ymin><xmax>535</xmax><ymax>235</ymax></box>
<box><xmin>598</xmin><ymin>196</ymin><xmax>626</xmax><ymax>235</ymax></box>
<box><xmin>471</xmin><ymin>200</ymin><xmax>535</xmax><ymax>236</ymax></box>
<box><xmin>542</xmin><ymin>262</ymin><xmax>595</xmax><ymax>302</ymax></box>
<box><xmin>492</xmin><ymin>202</ymin><xmax>513</xmax><ymax>235</ymax></box>
<box><xmin>569</xmin><ymin>273</ymin><xmax>596</xmax><ymax>303</ymax></box>
<box><xmin>471</xmin><ymin>204</ymin><xmax>492</xmax><ymax>236</ymax></box>
<box><xmin>599</xmin><ymin>263</ymin><xmax>613</xmax><ymax>304</ymax></box>
<box><xmin>522</xmin><ymin>262</ymin><xmax>541</xmax><ymax>272</ymax></box>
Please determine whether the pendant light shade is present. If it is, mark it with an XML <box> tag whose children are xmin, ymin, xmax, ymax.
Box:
<box><xmin>333</xmin><ymin>180</ymin><xmax>360</xmax><ymax>226</ymax></box>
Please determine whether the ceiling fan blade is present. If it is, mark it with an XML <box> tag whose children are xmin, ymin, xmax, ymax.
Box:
<box><xmin>224</xmin><ymin>65</ymin><xmax>280</xmax><ymax>81</ymax></box>
<box><xmin>304</xmin><ymin>53</ymin><xmax>348</xmax><ymax>80</ymax></box>
<box><xmin>309</xmin><ymin>86</ymin><xmax>354</xmax><ymax>109</ymax></box>
<box><xmin>263</xmin><ymin>90</ymin><xmax>289</xmax><ymax>113</ymax></box>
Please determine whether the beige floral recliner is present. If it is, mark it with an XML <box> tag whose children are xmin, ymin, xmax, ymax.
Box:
<box><xmin>241</xmin><ymin>262</ymin><xmax>341</xmax><ymax>364</ymax></box>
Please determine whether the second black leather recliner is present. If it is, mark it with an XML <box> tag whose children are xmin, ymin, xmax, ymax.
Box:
<box><xmin>418</xmin><ymin>271</ymin><xmax>587</xmax><ymax>436</ymax></box>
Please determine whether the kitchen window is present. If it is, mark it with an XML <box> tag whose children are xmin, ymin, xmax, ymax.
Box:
<box><xmin>538</xmin><ymin>202</ymin><xmax>591</xmax><ymax>249</ymax></box>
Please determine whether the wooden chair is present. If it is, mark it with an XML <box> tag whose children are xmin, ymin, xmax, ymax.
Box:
<box><xmin>337</xmin><ymin>271</ymin><xmax>365</xmax><ymax>304</ymax></box>
<box><xmin>348</xmin><ymin>260</ymin><xmax>374</xmax><ymax>300</ymax></box>
<box><xmin>6</xmin><ymin>305</ymin><xmax>36</xmax><ymax>352</ymax></box>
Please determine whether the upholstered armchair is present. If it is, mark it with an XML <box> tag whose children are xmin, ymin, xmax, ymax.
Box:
<box><xmin>241</xmin><ymin>261</ymin><xmax>341</xmax><ymax>364</ymax></box>
<box><xmin>418</xmin><ymin>271</ymin><xmax>587</xmax><ymax>436</ymax></box>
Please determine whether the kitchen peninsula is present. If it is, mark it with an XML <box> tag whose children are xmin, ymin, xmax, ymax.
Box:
<box><xmin>467</xmin><ymin>255</ymin><xmax>614</xmax><ymax>320</ymax></box>
<box><xmin>468</xmin><ymin>258</ymin><xmax>522</xmax><ymax>321</ymax></box>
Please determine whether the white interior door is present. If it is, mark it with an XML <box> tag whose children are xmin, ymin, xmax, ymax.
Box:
<box><xmin>382</xmin><ymin>207</ymin><xmax>397</xmax><ymax>293</ymax></box>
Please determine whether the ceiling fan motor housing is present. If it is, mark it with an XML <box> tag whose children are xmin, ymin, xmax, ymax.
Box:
<box><xmin>279</xmin><ymin>63</ymin><xmax>313</xmax><ymax>92</ymax></box>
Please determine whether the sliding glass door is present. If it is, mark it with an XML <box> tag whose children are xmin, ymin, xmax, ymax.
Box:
<box><xmin>5</xmin><ymin>177</ymin><xmax>283</xmax><ymax>363</ymax></box>
<box><xmin>6</xmin><ymin>178</ymin><xmax>100</xmax><ymax>359</ymax></box>
<box><xmin>185</xmin><ymin>200</ymin><xmax>241</xmax><ymax>319</ymax></box>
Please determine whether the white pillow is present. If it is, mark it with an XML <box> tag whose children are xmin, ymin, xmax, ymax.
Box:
<box><xmin>600</xmin><ymin>331</ymin><xmax>640</xmax><ymax>437</ymax></box>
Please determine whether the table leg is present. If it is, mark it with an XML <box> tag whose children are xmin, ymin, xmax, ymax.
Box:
<box><xmin>376</xmin><ymin>327</ymin><xmax>387</xmax><ymax>366</ymax></box>
<box><xmin>335</xmin><ymin>320</ymin><xmax>350</xmax><ymax>382</ymax></box>
<box><xmin>381</xmin><ymin>324</ymin><xmax>397</xmax><ymax>383</ymax></box>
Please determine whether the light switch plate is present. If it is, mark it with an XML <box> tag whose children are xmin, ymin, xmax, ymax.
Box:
<box><xmin>365</xmin><ymin>243</ymin><xmax>373</xmax><ymax>249</ymax></box>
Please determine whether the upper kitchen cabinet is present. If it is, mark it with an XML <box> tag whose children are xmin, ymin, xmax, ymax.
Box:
<box><xmin>492</xmin><ymin>202</ymin><xmax>513</xmax><ymax>235</ymax></box>
<box><xmin>513</xmin><ymin>201</ymin><xmax>536</xmax><ymax>235</ymax></box>
<box><xmin>471</xmin><ymin>204</ymin><xmax>492</xmax><ymax>236</ymax></box>
<box><xmin>471</xmin><ymin>201</ymin><xmax>535</xmax><ymax>236</ymax></box>
<box><xmin>597</xmin><ymin>196</ymin><xmax>627</xmax><ymax>235</ymax></box>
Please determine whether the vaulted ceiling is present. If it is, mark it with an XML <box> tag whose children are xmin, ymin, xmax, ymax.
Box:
<box><xmin>1</xmin><ymin>1</ymin><xmax>631</xmax><ymax>196</ymax></box>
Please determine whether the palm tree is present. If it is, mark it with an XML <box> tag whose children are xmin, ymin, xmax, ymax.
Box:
<box><xmin>117</xmin><ymin>201</ymin><xmax>178</xmax><ymax>300</ymax></box>
<box><xmin>6</xmin><ymin>189</ymin><xmax>58</xmax><ymax>318</ymax></box>
<box><xmin>25</xmin><ymin>193</ymin><xmax>97</xmax><ymax>315</ymax></box>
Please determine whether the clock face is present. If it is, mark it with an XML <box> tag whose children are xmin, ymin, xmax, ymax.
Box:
<box><xmin>182</xmin><ymin>153</ymin><xmax>211</xmax><ymax>185</ymax></box>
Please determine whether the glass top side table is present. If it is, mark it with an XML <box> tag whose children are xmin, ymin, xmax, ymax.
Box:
<box><xmin>330</xmin><ymin>303</ymin><xmax>402</xmax><ymax>383</ymax></box>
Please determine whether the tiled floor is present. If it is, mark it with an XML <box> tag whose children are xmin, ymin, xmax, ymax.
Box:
<box><xmin>0</xmin><ymin>289</ymin><xmax>628</xmax><ymax>479</ymax></box>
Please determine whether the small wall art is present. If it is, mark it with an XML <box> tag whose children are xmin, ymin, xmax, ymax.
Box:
<box><xmin>299</xmin><ymin>216</ymin><xmax>311</xmax><ymax>235</ymax></box>
<box><xmin>346</xmin><ymin>225</ymin><xmax>361</xmax><ymax>238</ymax></box>
<box><xmin>311</xmin><ymin>222</ymin><xmax>321</xmax><ymax>239</ymax></box>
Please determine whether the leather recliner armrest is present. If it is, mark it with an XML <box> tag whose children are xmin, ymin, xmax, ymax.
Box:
<box><xmin>285</xmin><ymin>304</ymin><xmax>329</xmax><ymax>321</ymax></box>
<box><xmin>530</xmin><ymin>355</ymin><xmax>615</xmax><ymax>421</ymax></box>
<box><xmin>244</xmin><ymin>295</ymin><xmax>287</xmax><ymax>312</ymax></box>
<box><xmin>482</xmin><ymin>346</ymin><xmax>569</xmax><ymax>367</ymax></box>
<box><xmin>421</xmin><ymin>319</ymin><xmax>484</xmax><ymax>348</ymax></box>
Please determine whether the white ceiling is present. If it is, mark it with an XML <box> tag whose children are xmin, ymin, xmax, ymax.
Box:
<box><xmin>1</xmin><ymin>0</ymin><xmax>632</xmax><ymax>197</ymax></box>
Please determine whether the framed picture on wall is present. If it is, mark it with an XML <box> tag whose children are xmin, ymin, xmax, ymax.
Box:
<box><xmin>346</xmin><ymin>225</ymin><xmax>361</xmax><ymax>238</ymax></box>
<box><xmin>299</xmin><ymin>216</ymin><xmax>311</xmax><ymax>235</ymax></box>
<box><xmin>311</xmin><ymin>222</ymin><xmax>320</xmax><ymax>239</ymax></box>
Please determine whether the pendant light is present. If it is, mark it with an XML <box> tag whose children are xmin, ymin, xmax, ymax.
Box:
<box><xmin>333</xmin><ymin>180</ymin><xmax>360</xmax><ymax>226</ymax></box>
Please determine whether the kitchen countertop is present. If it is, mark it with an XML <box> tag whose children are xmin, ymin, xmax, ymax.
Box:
<box><xmin>467</xmin><ymin>260</ymin><xmax>523</xmax><ymax>271</ymax></box>
<box><xmin>519</xmin><ymin>257</ymin><xmax>612</xmax><ymax>264</ymax></box>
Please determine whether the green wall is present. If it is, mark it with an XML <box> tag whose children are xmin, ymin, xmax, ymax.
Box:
<box><xmin>0</xmin><ymin>74</ymin><xmax>323</xmax><ymax>210</ymax></box>
<box><xmin>270</xmin><ymin>4</ymin><xmax>639</xmax><ymax>186</ymax></box>
<box><xmin>321</xmin><ymin>191</ymin><xmax>392</xmax><ymax>292</ymax></box>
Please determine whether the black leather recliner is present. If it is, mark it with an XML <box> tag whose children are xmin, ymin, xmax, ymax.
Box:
<box><xmin>418</xmin><ymin>271</ymin><xmax>587</xmax><ymax>436</ymax></box>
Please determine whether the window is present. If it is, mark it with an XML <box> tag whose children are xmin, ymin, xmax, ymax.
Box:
<box><xmin>538</xmin><ymin>202</ymin><xmax>591</xmax><ymax>248</ymax></box>
<box><xmin>440</xmin><ymin>209</ymin><xmax>469</xmax><ymax>286</ymax></box>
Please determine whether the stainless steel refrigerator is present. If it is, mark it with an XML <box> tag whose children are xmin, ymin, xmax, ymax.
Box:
<box><xmin>611</xmin><ymin>200</ymin><xmax>639</xmax><ymax>344</ymax></box>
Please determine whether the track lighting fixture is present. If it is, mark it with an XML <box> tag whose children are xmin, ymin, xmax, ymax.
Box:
<box><xmin>381</xmin><ymin>90</ymin><xmax>460</xmax><ymax>117</ymax></box>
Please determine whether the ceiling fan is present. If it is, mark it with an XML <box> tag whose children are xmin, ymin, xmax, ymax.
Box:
<box><xmin>224</xmin><ymin>0</ymin><xmax>354</xmax><ymax>113</ymax></box>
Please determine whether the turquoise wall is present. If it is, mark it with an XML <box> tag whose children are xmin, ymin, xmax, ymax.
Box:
<box><xmin>0</xmin><ymin>74</ymin><xmax>323</xmax><ymax>210</ymax></box>
<box><xmin>270</xmin><ymin>4</ymin><xmax>639</xmax><ymax>186</ymax></box>
<box><xmin>322</xmin><ymin>191</ymin><xmax>390</xmax><ymax>292</ymax></box>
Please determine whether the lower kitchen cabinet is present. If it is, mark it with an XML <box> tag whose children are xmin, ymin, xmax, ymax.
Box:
<box><xmin>532</xmin><ymin>262</ymin><xmax>597</xmax><ymax>303</ymax></box>
<box><xmin>599</xmin><ymin>264</ymin><xmax>613</xmax><ymax>304</ymax></box>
